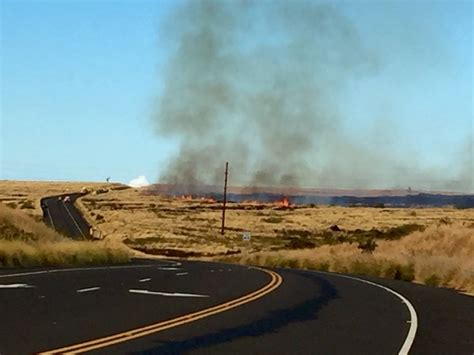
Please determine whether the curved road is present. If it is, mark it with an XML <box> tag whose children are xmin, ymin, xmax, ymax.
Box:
<box><xmin>0</xmin><ymin>259</ymin><xmax>472</xmax><ymax>354</ymax></box>
<box><xmin>41</xmin><ymin>193</ymin><xmax>90</xmax><ymax>239</ymax></box>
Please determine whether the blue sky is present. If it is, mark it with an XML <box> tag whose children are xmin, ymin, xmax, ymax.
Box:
<box><xmin>1</xmin><ymin>0</ymin><xmax>472</xmax><ymax>189</ymax></box>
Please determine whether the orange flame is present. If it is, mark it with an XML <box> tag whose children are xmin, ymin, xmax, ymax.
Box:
<box><xmin>277</xmin><ymin>197</ymin><xmax>290</xmax><ymax>207</ymax></box>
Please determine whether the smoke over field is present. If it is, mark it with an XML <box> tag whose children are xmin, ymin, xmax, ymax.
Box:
<box><xmin>153</xmin><ymin>0</ymin><xmax>472</xmax><ymax>192</ymax></box>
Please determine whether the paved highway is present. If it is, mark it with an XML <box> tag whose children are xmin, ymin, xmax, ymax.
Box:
<box><xmin>0</xmin><ymin>259</ymin><xmax>473</xmax><ymax>354</ymax></box>
<box><xmin>41</xmin><ymin>193</ymin><xmax>90</xmax><ymax>239</ymax></box>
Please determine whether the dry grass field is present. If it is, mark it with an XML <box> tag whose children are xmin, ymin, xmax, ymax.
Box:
<box><xmin>1</xmin><ymin>181</ymin><xmax>472</xmax><ymax>292</ymax></box>
<box><xmin>229</xmin><ymin>222</ymin><xmax>474</xmax><ymax>293</ymax></box>
<box><xmin>0</xmin><ymin>180</ymin><xmax>118</xmax><ymax>218</ymax></box>
<box><xmin>78</xmin><ymin>187</ymin><xmax>473</xmax><ymax>293</ymax></box>
<box><xmin>0</xmin><ymin>202</ymin><xmax>130</xmax><ymax>266</ymax></box>
<box><xmin>79</xmin><ymin>187</ymin><xmax>473</xmax><ymax>250</ymax></box>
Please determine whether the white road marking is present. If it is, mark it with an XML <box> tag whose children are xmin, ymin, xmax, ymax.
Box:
<box><xmin>129</xmin><ymin>289</ymin><xmax>209</xmax><ymax>298</ymax></box>
<box><xmin>77</xmin><ymin>287</ymin><xmax>100</xmax><ymax>293</ymax></box>
<box><xmin>63</xmin><ymin>201</ymin><xmax>86</xmax><ymax>239</ymax></box>
<box><xmin>176</xmin><ymin>272</ymin><xmax>188</xmax><ymax>276</ymax></box>
<box><xmin>139</xmin><ymin>278</ymin><xmax>151</xmax><ymax>282</ymax></box>
<box><xmin>311</xmin><ymin>271</ymin><xmax>418</xmax><ymax>355</ymax></box>
<box><xmin>44</xmin><ymin>201</ymin><xmax>55</xmax><ymax>229</ymax></box>
<box><xmin>0</xmin><ymin>283</ymin><xmax>34</xmax><ymax>288</ymax></box>
<box><xmin>0</xmin><ymin>264</ymin><xmax>159</xmax><ymax>279</ymax></box>
<box><xmin>158</xmin><ymin>267</ymin><xmax>180</xmax><ymax>271</ymax></box>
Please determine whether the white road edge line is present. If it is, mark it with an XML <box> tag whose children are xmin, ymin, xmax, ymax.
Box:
<box><xmin>76</xmin><ymin>287</ymin><xmax>100</xmax><ymax>293</ymax></box>
<box><xmin>0</xmin><ymin>283</ymin><xmax>34</xmax><ymax>288</ymax></box>
<box><xmin>44</xmin><ymin>201</ymin><xmax>55</xmax><ymax>229</ymax></box>
<box><xmin>0</xmin><ymin>264</ymin><xmax>159</xmax><ymax>279</ymax></box>
<box><xmin>313</xmin><ymin>271</ymin><xmax>418</xmax><ymax>355</ymax></box>
<box><xmin>63</xmin><ymin>201</ymin><xmax>86</xmax><ymax>239</ymax></box>
<box><xmin>129</xmin><ymin>289</ymin><xmax>209</xmax><ymax>298</ymax></box>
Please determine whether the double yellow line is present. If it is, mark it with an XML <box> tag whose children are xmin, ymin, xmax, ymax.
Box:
<box><xmin>39</xmin><ymin>268</ymin><xmax>282</xmax><ymax>354</ymax></box>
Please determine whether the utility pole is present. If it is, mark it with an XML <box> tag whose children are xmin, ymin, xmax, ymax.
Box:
<box><xmin>221</xmin><ymin>162</ymin><xmax>229</xmax><ymax>235</ymax></box>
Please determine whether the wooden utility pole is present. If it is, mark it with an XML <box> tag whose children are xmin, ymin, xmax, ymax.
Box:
<box><xmin>221</xmin><ymin>162</ymin><xmax>229</xmax><ymax>235</ymax></box>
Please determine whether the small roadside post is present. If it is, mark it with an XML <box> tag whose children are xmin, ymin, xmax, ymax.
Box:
<box><xmin>243</xmin><ymin>231</ymin><xmax>252</xmax><ymax>252</ymax></box>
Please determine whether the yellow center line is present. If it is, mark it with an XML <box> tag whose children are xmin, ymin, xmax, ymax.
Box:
<box><xmin>38</xmin><ymin>267</ymin><xmax>283</xmax><ymax>354</ymax></box>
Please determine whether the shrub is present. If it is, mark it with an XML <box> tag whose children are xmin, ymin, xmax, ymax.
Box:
<box><xmin>286</xmin><ymin>258</ymin><xmax>300</xmax><ymax>269</ymax></box>
<box><xmin>348</xmin><ymin>224</ymin><xmax>424</xmax><ymax>241</ymax></box>
<box><xmin>262</xmin><ymin>216</ymin><xmax>284</xmax><ymax>224</ymax></box>
<box><xmin>0</xmin><ymin>221</ymin><xmax>34</xmax><ymax>241</ymax></box>
<box><xmin>424</xmin><ymin>274</ymin><xmax>441</xmax><ymax>287</ymax></box>
<box><xmin>5</xmin><ymin>202</ymin><xmax>17</xmax><ymax>209</ymax></box>
<box><xmin>282</xmin><ymin>229</ymin><xmax>314</xmax><ymax>238</ymax></box>
<box><xmin>286</xmin><ymin>238</ymin><xmax>316</xmax><ymax>249</ymax></box>
<box><xmin>350</xmin><ymin>260</ymin><xmax>382</xmax><ymax>277</ymax></box>
<box><xmin>384</xmin><ymin>263</ymin><xmax>415</xmax><ymax>282</ymax></box>
<box><xmin>312</xmin><ymin>261</ymin><xmax>330</xmax><ymax>272</ymax></box>
<box><xmin>20</xmin><ymin>200</ymin><xmax>35</xmax><ymax>209</ymax></box>
<box><xmin>358</xmin><ymin>238</ymin><xmax>378</xmax><ymax>254</ymax></box>
<box><xmin>264</xmin><ymin>255</ymin><xmax>284</xmax><ymax>267</ymax></box>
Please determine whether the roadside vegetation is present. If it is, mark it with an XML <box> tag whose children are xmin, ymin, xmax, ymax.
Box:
<box><xmin>77</xmin><ymin>187</ymin><xmax>474</xmax><ymax>293</ymax></box>
<box><xmin>2</xmin><ymin>181</ymin><xmax>472</xmax><ymax>293</ymax></box>
<box><xmin>223</xmin><ymin>221</ymin><xmax>474</xmax><ymax>293</ymax></box>
<box><xmin>0</xmin><ymin>202</ymin><xmax>130</xmax><ymax>267</ymax></box>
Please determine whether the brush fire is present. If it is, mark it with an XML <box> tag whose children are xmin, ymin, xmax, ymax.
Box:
<box><xmin>277</xmin><ymin>197</ymin><xmax>291</xmax><ymax>208</ymax></box>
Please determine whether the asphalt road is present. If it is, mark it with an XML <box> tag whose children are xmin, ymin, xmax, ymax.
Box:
<box><xmin>41</xmin><ymin>193</ymin><xmax>90</xmax><ymax>239</ymax></box>
<box><xmin>0</xmin><ymin>259</ymin><xmax>472</xmax><ymax>355</ymax></box>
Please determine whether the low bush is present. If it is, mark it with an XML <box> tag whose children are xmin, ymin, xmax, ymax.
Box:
<box><xmin>286</xmin><ymin>237</ymin><xmax>316</xmax><ymax>249</ymax></box>
<box><xmin>384</xmin><ymin>263</ymin><xmax>415</xmax><ymax>282</ymax></box>
<box><xmin>357</xmin><ymin>238</ymin><xmax>378</xmax><ymax>254</ymax></box>
<box><xmin>424</xmin><ymin>274</ymin><xmax>441</xmax><ymax>287</ymax></box>
<box><xmin>20</xmin><ymin>200</ymin><xmax>35</xmax><ymax>209</ymax></box>
<box><xmin>262</xmin><ymin>216</ymin><xmax>284</xmax><ymax>224</ymax></box>
<box><xmin>5</xmin><ymin>202</ymin><xmax>17</xmax><ymax>209</ymax></box>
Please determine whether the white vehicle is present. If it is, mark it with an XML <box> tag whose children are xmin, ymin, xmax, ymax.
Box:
<box><xmin>63</xmin><ymin>196</ymin><xmax>71</xmax><ymax>202</ymax></box>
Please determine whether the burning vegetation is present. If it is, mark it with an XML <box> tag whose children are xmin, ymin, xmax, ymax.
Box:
<box><xmin>276</xmin><ymin>197</ymin><xmax>291</xmax><ymax>208</ymax></box>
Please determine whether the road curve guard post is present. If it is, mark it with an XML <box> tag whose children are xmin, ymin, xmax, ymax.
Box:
<box><xmin>89</xmin><ymin>227</ymin><xmax>103</xmax><ymax>240</ymax></box>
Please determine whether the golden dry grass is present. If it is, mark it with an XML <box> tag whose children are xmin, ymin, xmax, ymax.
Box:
<box><xmin>231</xmin><ymin>222</ymin><xmax>474</xmax><ymax>293</ymax></box>
<box><xmin>1</xmin><ymin>181</ymin><xmax>472</xmax><ymax>291</ymax></box>
<box><xmin>0</xmin><ymin>180</ymin><xmax>124</xmax><ymax>217</ymax></box>
<box><xmin>0</xmin><ymin>202</ymin><xmax>130</xmax><ymax>267</ymax></box>
<box><xmin>77</xmin><ymin>187</ymin><xmax>474</xmax><ymax>292</ymax></box>
<box><xmin>0</xmin><ymin>198</ymin><xmax>62</xmax><ymax>242</ymax></box>
<box><xmin>80</xmin><ymin>187</ymin><xmax>474</xmax><ymax>252</ymax></box>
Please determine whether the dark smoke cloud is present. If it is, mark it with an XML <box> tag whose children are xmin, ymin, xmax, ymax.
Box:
<box><xmin>153</xmin><ymin>0</ymin><xmax>473</xmax><ymax>193</ymax></box>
